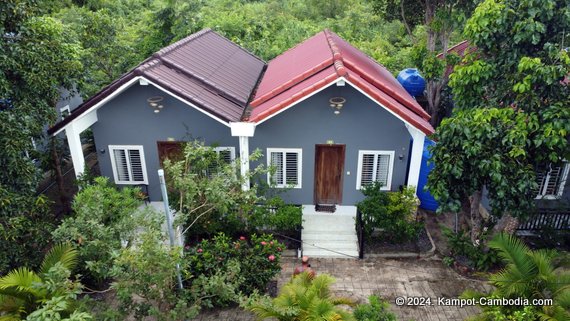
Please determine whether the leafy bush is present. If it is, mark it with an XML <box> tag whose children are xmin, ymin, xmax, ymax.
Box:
<box><xmin>186</xmin><ymin>233</ymin><xmax>284</xmax><ymax>306</ymax></box>
<box><xmin>0</xmin><ymin>244</ymin><xmax>92</xmax><ymax>320</ymax></box>
<box><xmin>353</xmin><ymin>295</ymin><xmax>397</xmax><ymax>321</ymax></box>
<box><xmin>357</xmin><ymin>183</ymin><xmax>422</xmax><ymax>242</ymax></box>
<box><xmin>249</xmin><ymin>197</ymin><xmax>302</xmax><ymax>232</ymax></box>
<box><xmin>52</xmin><ymin>177</ymin><xmax>144</xmax><ymax>283</ymax></box>
<box><xmin>441</xmin><ymin>227</ymin><xmax>499</xmax><ymax>271</ymax></box>
<box><xmin>246</xmin><ymin>271</ymin><xmax>355</xmax><ymax>321</ymax></box>
<box><xmin>462</xmin><ymin>233</ymin><xmax>570</xmax><ymax>320</ymax></box>
<box><xmin>111</xmin><ymin>227</ymin><xmax>199</xmax><ymax>321</ymax></box>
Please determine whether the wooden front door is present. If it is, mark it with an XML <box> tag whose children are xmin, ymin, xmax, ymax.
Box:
<box><xmin>157</xmin><ymin>141</ymin><xmax>184</xmax><ymax>167</ymax></box>
<box><xmin>314</xmin><ymin>144</ymin><xmax>345</xmax><ymax>205</ymax></box>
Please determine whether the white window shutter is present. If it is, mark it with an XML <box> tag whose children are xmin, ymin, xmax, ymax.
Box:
<box><xmin>285</xmin><ymin>152</ymin><xmax>298</xmax><ymax>185</ymax></box>
<box><xmin>113</xmin><ymin>149</ymin><xmax>130</xmax><ymax>182</ymax></box>
<box><xmin>361</xmin><ymin>154</ymin><xmax>375</xmax><ymax>187</ymax></box>
<box><xmin>109</xmin><ymin>145</ymin><xmax>148</xmax><ymax>185</ymax></box>
<box><xmin>270</xmin><ymin>152</ymin><xmax>284</xmax><ymax>185</ymax></box>
<box><xmin>376</xmin><ymin>154</ymin><xmax>390</xmax><ymax>187</ymax></box>
<box><xmin>129</xmin><ymin>149</ymin><xmax>145</xmax><ymax>182</ymax></box>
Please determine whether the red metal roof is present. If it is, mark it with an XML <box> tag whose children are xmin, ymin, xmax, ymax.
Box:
<box><xmin>249</xmin><ymin>30</ymin><xmax>434</xmax><ymax>135</ymax></box>
<box><xmin>49</xmin><ymin>29</ymin><xmax>265</xmax><ymax>135</ymax></box>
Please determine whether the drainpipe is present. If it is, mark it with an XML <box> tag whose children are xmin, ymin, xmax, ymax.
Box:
<box><xmin>158</xmin><ymin>169</ymin><xmax>184</xmax><ymax>290</ymax></box>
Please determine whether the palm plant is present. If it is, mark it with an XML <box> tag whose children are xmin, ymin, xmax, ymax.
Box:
<box><xmin>0</xmin><ymin>243</ymin><xmax>79</xmax><ymax>320</ymax></box>
<box><xmin>462</xmin><ymin>233</ymin><xmax>570</xmax><ymax>321</ymax></box>
<box><xmin>247</xmin><ymin>271</ymin><xmax>355</xmax><ymax>321</ymax></box>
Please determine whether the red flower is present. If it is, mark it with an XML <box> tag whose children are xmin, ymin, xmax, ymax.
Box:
<box><xmin>197</xmin><ymin>248</ymin><xmax>203</xmax><ymax>253</ymax></box>
<box><xmin>268</xmin><ymin>255</ymin><xmax>276</xmax><ymax>261</ymax></box>
<box><xmin>239</xmin><ymin>236</ymin><xmax>246</xmax><ymax>241</ymax></box>
<box><xmin>270</xmin><ymin>241</ymin><xmax>274</xmax><ymax>245</ymax></box>
<box><xmin>277</xmin><ymin>247</ymin><xmax>282</xmax><ymax>252</ymax></box>
<box><xmin>261</xmin><ymin>241</ymin><xmax>267</xmax><ymax>246</ymax></box>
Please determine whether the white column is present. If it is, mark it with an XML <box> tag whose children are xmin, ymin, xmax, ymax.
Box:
<box><xmin>230</xmin><ymin>122</ymin><xmax>256</xmax><ymax>191</ymax></box>
<box><xmin>405</xmin><ymin>124</ymin><xmax>426</xmax><ymax>193</ymax></box>
<box><xmin>239</xmin><ymin>136</ymin><xmax>250</xmax><ymax>190</ymax></box>
<box><xmin>65</xmin><ymin>124</ymin><xmax>85</xmax><ymax>178</ymax></box>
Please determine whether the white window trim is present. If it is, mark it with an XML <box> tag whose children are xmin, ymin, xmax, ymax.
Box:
<box><xmin>213</xmin><ymin>146</ymin><xmax>236</xmax><ymax>161</ymax></box>
<box><xmin>356</xmin><ymin>150</ymin><xmax>395</xmax><ymax>191</ymax></box>
<box><xmin>266</xmin><ymin>148</ymin><xmax>302</xmax><ymax>189</ymax></box>
<box><xmin>60</xmin><ymin>105</ymin><xmax>70</xmax><ymax>120</ymax></box>
<box><xmin>535</xmin><ymin>161</ymin><xmax>569</xmax><ymax>200</ymax></box>
<box><xmin>109</xmin><ymin>145</ymin><xmax>148</xmax><ymax>185</ymax></box>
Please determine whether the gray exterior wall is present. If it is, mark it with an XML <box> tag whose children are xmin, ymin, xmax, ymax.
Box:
<box><xmin>250</xmin><ymin>84</ymin><xmax>413</xmax><ymax>205</ymax></box>
<box><xmin>91</xmin><ymin>83</ymin><xmax>237</xmax><ymax>200</ymax></box>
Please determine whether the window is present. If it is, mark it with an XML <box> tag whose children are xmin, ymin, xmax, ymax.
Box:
<box><xmin>534</xmin><ymin>162</ymin><xmax>569</xmax><ymax>199</ymax></box>
<box><xmin>109</xmin><ymin>145</ymin><xmax>148</xmax><ymax>185</ymax></box>
<box><xmin>357</xmin><ymin>150</ymin><xmax>395</xmax><ymax>190</ymax></box>
<box><xmin>60</xmin><ymin>105</ymin><xmax>70</xmax><ymax>120</ymax></box>
<box><xmin>267</xmin><ymin>148</ymin><xmax>302</xmax><ymax>188</ymax></box>
<box><xmin>207</xmin><ymin>147</ymin><xmax>236</xmax><ymax>176</ymax></box>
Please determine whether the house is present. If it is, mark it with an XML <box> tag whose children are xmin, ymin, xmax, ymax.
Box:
<box><xmin>48</xmin><ymin>29</ymin><xmax>435</xmax><ymax>256</ymax></box>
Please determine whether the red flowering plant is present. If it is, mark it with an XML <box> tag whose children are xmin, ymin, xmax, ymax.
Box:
<box><xmin>186</xmin><ymin>233</ymin><xmax>284</xmax><ymax>296</ymax></box>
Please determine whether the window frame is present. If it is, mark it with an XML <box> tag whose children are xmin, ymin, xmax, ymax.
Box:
<box><xmin>59</xmin><ymin>105</ymin><xmax>70</xmax><ymax>120</ymax></box>
<box><xmin>109</xmin><ymin>145</ymin><xmax>149</xmax><ymax>185</ymax></box>
<box><xmin>212</xmin><ymin>146</ymin><xmax>236</xmax><ymax>163</ymax></box>
<box><xmin>356</xmin><ymin>150</ymin><xmax>395</xmax><ymax>191</ymax></box>
<box><xmin>266</xmin><ymin>148</ymin><xmax>302</xmax><ymax>189</ymax></box>
<box><xmin>535</xmin><ymin>161</ymin><xmax>569</xmax><ymax>200</ymax></box>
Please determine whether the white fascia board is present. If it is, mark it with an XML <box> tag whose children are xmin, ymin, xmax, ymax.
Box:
<box><xmin>343</xmin><ymin>78</ymin><xmax>427</xmax><ymax>137</ymax></box>
<box><xmin>142</xmin><ymin>78</ymin><xmax>230</xmax><ymax>128</ymax></box>
<box><xmin>230</xmin><ymin>122</ymin><xmax>256</xmax><ymax>137</ymax></box>
<box><xmin>51</xmin><ymin>75</ymin><xmax>232</xmax><ymax>136</ymax></box>
<box><xmin>254</xmin><ymin>77</ymin><xmax>340</xmax><ymax>126</ymax></box>
<box><xmin>74</xmin><ymin>109</ymin><xmax>98</xmax><ymax>133</ymax></box>
<box><xmin>51</xmin><ymin>76</ymin><xmax>143</xmax><ymax>136</ymax></box>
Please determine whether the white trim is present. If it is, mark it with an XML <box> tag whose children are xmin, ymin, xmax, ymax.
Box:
<box><xmin>535</xmin><ymin>161</ymin><xmax>569</xmax><ymax>200</ymax></box>
<box><xmin>255</xmin><ymin>80</ymin><xmax>338</xmax><ymax>126</ymax></box>
<box><xmin>230</xmin><ymin>122</ymin><xmax>256</xmax><ymax>137</ymax></box>
<box><xmin>109</xmin><ymin>145</ymin><xmax>149</xmax><ymax>185</ymax></box>
<box><xmin>139</xmin><ymin>78</ymin><xmax>149</xmax><ymax>86</ymax></box>
<box><xmin>356</xmin><ymin>150</ymin><xmax>395</xmax><ymax>191</ymax></box>
<box><xmin>51</xmin><ymin>75</ymin><xmax>231</xmax><ymax>136</ymax></box>
<box><xmin>406</xmin><ymin>124</ymin><xmax>426</xmax><ymax>192</ymax></box>
<box><xmin>59</xmin><ymin>105</ymin><xmax>70</xmax><ymax>120</ymax></box>
<box><xmin>266</xmin><ymin>148</ymin><xmax>303</xmax><ymax>189</ymax></box>
<box><xmin>51</xmin><ymin>76</ymin><xmax>143</xmax><ymax>136</ymax></box>
<box><xmin>344</xmin><ymin>78</ymin><xmax>427</xmax><ymax>135</ymax></box>
<box><xmin>66</xmin><ymin>125</ymin><xmax>85</xmax><ymax>178</ymax></box>
<box><xmin>212</xmin><ymin>146</ymin><xmax>236</xmax><ymax>161</ymax></box>
<box><xmin>238</xmin><ymin>137</ymin><xmax>250</xmax><ymax>191</ymax></box>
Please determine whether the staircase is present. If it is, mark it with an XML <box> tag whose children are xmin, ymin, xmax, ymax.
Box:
<box><xmin>301</xmin><ymin>205</ymin><xmax>359</xmax><ymax>258</ymax></box>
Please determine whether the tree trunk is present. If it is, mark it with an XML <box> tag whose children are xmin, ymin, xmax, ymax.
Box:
<box><xmin>491</xmin><ymin>213</ymin><xmax>519</xmax><ymax>236</ymax></box>
<box><xmin>50</xmin><ymin>137</ymin><xmax>71</xmax><ymax>218</ymax></box>
<box><xmin>469</xmin><ymin>190</ymin><xmax>483</xmax><ymax>244</ymax></box>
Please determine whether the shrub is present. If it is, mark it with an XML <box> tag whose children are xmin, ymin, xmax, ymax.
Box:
<box><xmin>186</xmin><ymin>233</ymin><xmax>284</xmax><ymax>306</ymax></box>
<box><xmin>249</xmin><ymin>196</ymin><xmax>302</xmax><ymax>232</ymax></box>
<box><xmin>353</xmin><ymin>295</ymin><xmax>397</xmax><ymax>321</ymax></box>
<box><xmin>441</xmin><ymin>227</ymin><xmax>499</xmax><ymax>271</ymax></box>
<box><xmin>52</xmin><ymin>177</ymin><xmax>144</xmax><ymax>283</ymax></box>
<box><xmin>357</xmin><ymin>183</ymin><xmax>422</xmax><ymax>242</ymax></box>
<box><xmin>110</xmin><ymin>227</ymin><xmax>199</xmax><ymax>321</ymax></box>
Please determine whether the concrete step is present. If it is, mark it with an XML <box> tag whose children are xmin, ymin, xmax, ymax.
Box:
<box><xmin>303</xmin><ymin>248</ymin><xmax>359</xmax><ymax>258</ymax></box>
<box><xmin>302</xmin><ymin>233</ymin><xmax>357</xmax><ymax>243</ymax></box>
<box><xmin>302</xmin><ymin>239</ymin><xmax>357</xmax><ymax>248</ymax></box>
<box><xmin>302</xmin><ymin>226</ymin><xmax>356</xmax><ymax>233</ymax></box>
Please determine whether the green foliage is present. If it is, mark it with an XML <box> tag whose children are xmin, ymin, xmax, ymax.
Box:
<box><xmin>0</xmin><ymin>0</ymin><xmax>83</xmax><ymax>275</ymax></box>
<box><xmin>249</xmin><ymin>197</ymin><xmax>303</xmax><ymax>232</ymax></box>
<box><xmin>187</xmin><ymin>233</ymin><xmax>284</xmax><ymax>305</ymax></box>
<box><xmin>441</xmin><ymin>227</ymin><xmax>499</xmax><ymax>271</ymax></box>
<box><xmin>357</xmin><ymin>183</ymin><xmax>423</xmax><ymax>242</ymax></box>
<box><xmin>462</xmin><ymin>233</ymin><xmax>570</xmax><ymax>320</ymax></box>
<box><xmin>52</xmin><ymin>177</ymin><xmax>143</xmax><ymax>283</ymax></box>
<box><xmin>247</xmin><ymin>271</ymin><xmax>355</xmax><ymax>321</ymax></box>
<box><xmin>353</xmin><ymin>295</ymin><xmax>397</xmax><ymax>321</ymax></box>
<box><xmin>111</xmin><ymin>226</ymin><xmax>198</xmax><ymax>321</ymax></box>
<box><xmin>0</xmin><ymin>244</ymin><xmax>92</xmax><ymax>320</ymax></box>
<box><xmin>427</xmin><ymin>108</ymin><xmax>538</xmax><ymax>217</ymax></box>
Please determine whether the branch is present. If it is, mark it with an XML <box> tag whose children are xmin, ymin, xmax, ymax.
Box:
<box><xmin>181</xmin><ymin>207</ymin><xmax>216</xmax><ymax>236</ymax></box>
<box><xmin>400</xmin><ymin>0</ymin><xmax>416</xmax><ymax>42</ymax></box>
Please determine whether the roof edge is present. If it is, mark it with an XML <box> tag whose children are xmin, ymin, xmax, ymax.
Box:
<box><xmin>154</xmin><ymin>28</ymin><xmax>212</xmax><ymax>58</ymax></box>
<box><xmin>323</xmin><ymin>29</ymin><xmax>347</xmax><ymax>77</ymax></box>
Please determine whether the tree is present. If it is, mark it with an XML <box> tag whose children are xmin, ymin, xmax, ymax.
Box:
<box><xmin>462</xmin><ymin>233</ymin><xmax>570</xmax><ymax>320</ymax></box>
<box><xmin>247</xmin><ymin>271</ymin><xmax>355</xmax><ymax>321</ymax></box>
<box><xmin>428</xmin><ymin>0</ymin><xmax>570</xmax><ymax>242</ymax></box>
<box><xmin>0</xmin><ymin>0</ymin><xmax>83</xmax><ymax>273</ymax></box>
<box><xmin>374</xmin><ymin>0</ymin><xmax>476</xmax><ymax>127</ymax></box>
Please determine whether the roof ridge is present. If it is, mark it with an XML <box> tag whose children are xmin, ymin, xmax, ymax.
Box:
<box><xmin>209</xmin><ymin>29</ymin><xmax>266</xmax><ymax>64</ymax></box>
<box><xmin>323</xmin><ymin>29</ymin><xmax>347</xmax><ymax>77</ymax></box>
<box><xmin>264</xmin><ymin>31</ymin><xmax>325</xmax><ymax>63</ymax></box>
<box><xmin>153</xmin><ymin>28</ymin><xmax>212</xmax><ymax>58</ymax></box>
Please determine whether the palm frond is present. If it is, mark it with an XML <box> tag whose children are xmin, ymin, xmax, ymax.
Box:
<box><xmin>0</xmin><ymin>268</ymin><xmax>42</xmax><ymax>296</ymax></box>
<box><xmin>330</xmin><ymin>297</ymin><xmax>355</xmax><ymax>307</ymax></box>
<box><xmin>40</xmin><ymin>243</ymin><xmax>78</xmax><ymax>275</ymax></box>
<box><xmin>489</xmin><ymin>233</ymin><xmax>535</xmax><ymax>278</ymax></box>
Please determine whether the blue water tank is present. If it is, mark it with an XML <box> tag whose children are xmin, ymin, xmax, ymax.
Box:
<box><xmin>397</xmin><ymin>68</ymin><xmax>426</xmax><ymax>97</ymax></box>
<box><xmin>417</xmin><ymin>138</ymin><xmax>438</xmax><ymax>211</ymax></box>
